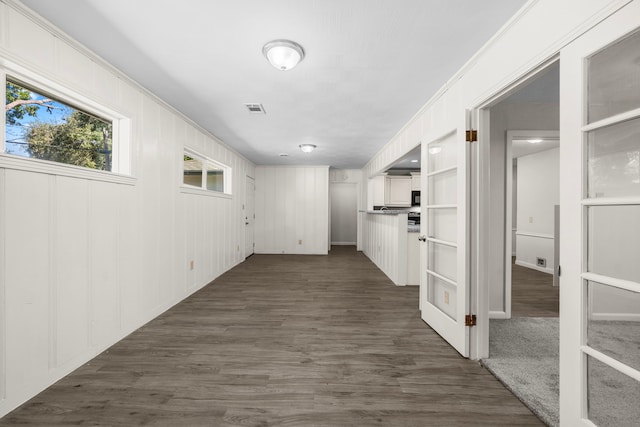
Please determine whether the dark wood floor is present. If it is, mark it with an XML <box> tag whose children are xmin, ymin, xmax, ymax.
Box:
<box><xmin>511</xmin><ymin>260</ymin><xmax>559</xmax><ymax>317</ymax></box>
<box><xmin>1</xmin><ymin>246</ymin><xmax>542</xmax><ymax>426</ymax></box>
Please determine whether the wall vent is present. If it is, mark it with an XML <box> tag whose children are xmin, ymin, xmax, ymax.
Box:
<box><xmin>537</xmin><ymin>257</ymin><xmax>546</xmax><ymax>268</ymax></box>
<box><xmin>244</xmin><ymin>103</ymin><xmax>266</xmax><ymax>114</ymax></box>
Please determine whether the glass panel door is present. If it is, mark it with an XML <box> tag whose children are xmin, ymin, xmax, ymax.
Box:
<box><xmin>561</xmin><ymin>9</ymin><xmax>640</xmax><ymax>424</ymax></box>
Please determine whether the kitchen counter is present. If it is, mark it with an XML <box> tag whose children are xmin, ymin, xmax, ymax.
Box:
<box><xmin>361</xmin><ymin>209</ymin><xmax>408</xmax><ymax>215</ymax></box>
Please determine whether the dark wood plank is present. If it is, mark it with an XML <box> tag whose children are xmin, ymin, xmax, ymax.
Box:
<box><xmin>1</xmin><ymin>246</ymin><xmax>543</xmax><ymax>426</ymax></box>
<box><xmin>511</xmin><ymin>259</ymin><xmax>559</xmax><ymax>317</ymax></box>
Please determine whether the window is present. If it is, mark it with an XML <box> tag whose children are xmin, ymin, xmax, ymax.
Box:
<box><xmin>182</xmin><ymin>149</ymin><xmax>231</xmax><ymax>194</ymax></box>
<box><xmin>5</xmin><ymin>79</ymin><xmax>115</xmax><ymax>171</ymax></box>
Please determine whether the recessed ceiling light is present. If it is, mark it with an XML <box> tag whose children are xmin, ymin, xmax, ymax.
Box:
<box><xmin>263</xmin><ymin>39</ymin><xmax>305</xmax><ymax>71</ymax></box>
<box><xmin>299</xmin><ymin>144</ymin><xmax>316</xmax><ymax>153</ymax></box>
<box><xmin>410</xmin><ymin>159</ymin><xmax>419</xmax><ymax>163</ymax></box>
<box><xmin>428</xmin><ymin>146</ymin><xmax>442</xmax><ymax>154</ymax></box>
<box><xmin>528</xmin><ymin>139</ymin><xmax>543</xmax><ymax>144</ymax></box>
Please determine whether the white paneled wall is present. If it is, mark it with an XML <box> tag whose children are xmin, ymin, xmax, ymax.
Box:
<box><xmin>0</xmin><ymin>2</ymin><xmax>254</xmax><ymax>416</ymax></box>
<box><xmin>254</xmin><ymin>166</ymin><xmax>329</xmax><ymax>255</ymax></box>
<box><xmin>362</xmin><ymin>213</ymin><xmax>408</xmax><ymax>286</ymax></box>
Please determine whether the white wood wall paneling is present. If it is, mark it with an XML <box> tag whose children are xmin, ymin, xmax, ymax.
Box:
<box><xmin>0</xmin><ymin>3</ymin><xmax>254</xmax><ymax>416</ymax></box>
<box><xmin>0</xmin><ymin>168</ymin><xmax>5</xmax><ymax>401</ymax></box>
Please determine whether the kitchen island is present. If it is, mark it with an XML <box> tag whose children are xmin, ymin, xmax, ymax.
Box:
<box><xmin>361</xmin><ymin>210</ymin><xmax>419</xmax><ymax>286</ymax></box>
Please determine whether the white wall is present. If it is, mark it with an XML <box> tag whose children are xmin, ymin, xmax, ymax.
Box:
<box><xmin>516</xmin><ymin>147</ymin><xmax>559</xmax><ymax>274</ymax></box>
<box><xmin>0</xmin><ymin>3</ymin><xmax>254</xmax><ymax>417</ymax></box>
<box><xmin>362</xmin><ymin>212</ymin><xmax>408</xmax><ymax>285</ymax></box>
<box><xmin>254</xmin><ymin>166</ymin><xmax>329</xmax><ymax>255</ymax></box>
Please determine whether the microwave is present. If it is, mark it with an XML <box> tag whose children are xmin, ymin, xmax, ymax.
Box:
<box><xmin>411</xmin><ymin>191</ymin><xmax>420</xmax><ymax>206</ymax></box>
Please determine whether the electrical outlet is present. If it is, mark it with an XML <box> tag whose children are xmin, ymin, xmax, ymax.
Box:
<box><xmin>298</xmin><ymin>239</ymin><xmax>302</xmax><ymax>245</ymax></box>
<box><xmin>444</xmin><ymin>291</ymin><xmax>450</xmax><ymax>304</ymax></box>
<box><xmin>189</xmin><ymin>260</ymin><xmax>194</xmax><ymax>270</ymax></box>
<box><xmin>537</xmin><ymin>257</ymin><xmax>546</xmax><ymax>267</ymax></box>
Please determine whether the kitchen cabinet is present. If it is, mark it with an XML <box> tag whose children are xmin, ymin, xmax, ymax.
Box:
<box><xmin>411</xmin><ymin>172</ymin><xmax>421</xmax><ymax>191</ymax></box>
<box><xmin>385</xmin><ymin>176</ymin><xmax>412</xmax><ymax>207</ymax></box>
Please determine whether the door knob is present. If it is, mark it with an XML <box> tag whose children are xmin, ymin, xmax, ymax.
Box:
<box><xmin>418</xmin><ymin>235</ymin><xmax>426</xmax><ymax>242</ymax></box>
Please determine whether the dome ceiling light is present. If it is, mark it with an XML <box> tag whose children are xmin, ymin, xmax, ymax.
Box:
<box><xmin>299</xmin><ymin>144</ymin><xmax>316</xmax><ymax>153</ymax></box>
<box><xmin>263</xmin><ymin>39</ymin><xmax>305</xmax><ymax>71</ymax></box>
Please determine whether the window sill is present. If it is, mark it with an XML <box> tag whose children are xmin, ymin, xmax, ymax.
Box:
<box><xmin>0</xmin><ymin>154</ymin><xmax>137</xmax><ymax>185</ymax></box>
<box><xmin>180</xmin><ymin>185</ymin><xmax>232</xmax><ymax>199</ymax></box>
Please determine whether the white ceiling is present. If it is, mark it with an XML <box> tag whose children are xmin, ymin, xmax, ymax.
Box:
<box><xmin>21</xmin><ymin>0</ymin><xmax>528</xmax><ymax>169</ymax></box>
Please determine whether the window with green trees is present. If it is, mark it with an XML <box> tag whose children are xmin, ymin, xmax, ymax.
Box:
<box><xmin>5</xmin><ymin>79</ymin><xmax>113</xmax><ymax>171</ymax></box>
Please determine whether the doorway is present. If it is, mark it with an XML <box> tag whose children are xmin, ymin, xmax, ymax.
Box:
<box><xmin>475</xmin><ymin>61</ymin><xmax>561</xmax><ymax>426</ymax></box>
<box><xmin>330</xmin><ymin>182</ymin><xmax>357</xmax><ymax>246</ymax></box>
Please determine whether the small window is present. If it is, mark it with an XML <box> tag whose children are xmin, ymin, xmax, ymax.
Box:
<box><xmin>182</xmin><ymin>149</ymin><xmax>231</xmax><ymax>194</ymax></box>
<box><xmin>5</xmin><ymin>79</ymin><xmax>114</xmax><ymax>171</ymax></box>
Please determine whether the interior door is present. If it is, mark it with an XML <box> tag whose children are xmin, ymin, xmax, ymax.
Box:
<box><xmin>420</xmin><ymin>121</ymin><xmax>470</xmax><ymax>357</ymax></box>
<box><xmin>245</xmin><ymin>176</ymin><xmax>255</xmax><ymax>257</ymax></box>
<box><xmin>560</xmin><ymin>3</ymin><xmax>640</xmax><ymax>424</ymax></box>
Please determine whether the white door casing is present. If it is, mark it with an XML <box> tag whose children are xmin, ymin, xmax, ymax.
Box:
<box><xmin>560</xmin><ymin>2</ymin><xmax>640</xmax><ymax>424</ymax></box>
<box><xmin>245</xmin><ymin>176</ymin><xmax>255</xmax><ymax>258</ymax></box>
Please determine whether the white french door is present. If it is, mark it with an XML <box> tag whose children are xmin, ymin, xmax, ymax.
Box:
<box><xmin>560</xmin><ymin>2</ymin><xmax>640</xmax><ymax>425</ymax></box>
<box><xmin>420</xmin><ymin>120</ymin><xmax>470</xmax><ymax>357</ymax></box>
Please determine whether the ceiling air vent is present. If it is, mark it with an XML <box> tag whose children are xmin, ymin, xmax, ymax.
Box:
<box><xmin>244</xmin><ymin>103</ymin><xmax>266</xmax><ymax>114</ymax></box>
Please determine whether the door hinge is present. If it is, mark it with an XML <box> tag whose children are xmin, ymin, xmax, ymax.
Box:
<box><xmin>465</xmin><ymin>130</ymin><xmax>478</xmax><ymax>142</ymax></box>
<box><xmin>465</xmin><ymin>314</ymin><xmax>477</xmax><ymax>327</ymax></box>
<box><xmin>557</xmin><ymin>265</ymin><xmax>561</xmax><ymax>276</ymax></box>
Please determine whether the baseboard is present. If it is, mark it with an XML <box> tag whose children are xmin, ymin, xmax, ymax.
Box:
<box><xmin>515</xmin><ymin>260</ymin><xmax>553</xmax><ymax>275</ymax></box>
<box><xmin>589</xmin><ymin>313</ymin><xmax>640</xmax><ymax>321</ymax></box>
<box><xmin>331</xmin><ymin>242</ymin><xmax>356</xmax><ymax>246</ymax></box>
<box><xmin>490</xmin><ymin>311</ymin><xmax>510</xmax><ymax>319</ymax></box>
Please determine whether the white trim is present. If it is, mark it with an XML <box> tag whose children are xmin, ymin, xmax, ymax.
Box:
<box><xmin>582</xmin><ymin>345</ymin><xmax>640</xmax><ymax>383</ymax></box>
<box><xmin>330</xmin><ymin>242</ymin><xmax>356</xmax><ymax>246</ymax></box>
<box><xmin>581</xmin><ymin>106</ymin><xmax>640</xmax><ymax>132</ymax></box>
<box><xmin>515</xmin><ymin>259</ymin><xmax>553</xmax><ymax>275</ymax></box>
<box><xmin>0</xmin><ymin>168</ymin><xmax>5</xmax><ymax>400</ymax></box>
<box><xmin>515</xmin><ymin>231</ymin><xmax>555</xmax><ymax>240</ymax></box>
<box><xmin>582</xmin><ymin>197</ymin><xmax>640</xmax><ymax>206</ymax></box>
<box><xmin>0</xmin><ymin>154</ymin><xmax>137</xmax><ymax>185</ymax></box>
<box><xmin>425</xmin><ymin>237</ymin><xmax>457</xmax><ymax>248</ymax></box>
<box><xmin>489</xmin><ymin>310</ymin><xmax>509</xmax><ymax>319</ymax></box>
<box><xmin>581</xmin><ymin>272</ymin><xmax>640</xmax><ymax>294</ymax></box>
<box><xmin>425</xmin><ymin>269</ymin><xmax>457</xmax><ymax>288</ymax></box>
<box><xmin>589</xmin><ymin>313</ymin><xmax>640</xmax><ymax>322</ymax></box>
<box><xmin>179</xmin><ymin>186</ymin><xmax>232</xmax><ymax>200</ymax></box>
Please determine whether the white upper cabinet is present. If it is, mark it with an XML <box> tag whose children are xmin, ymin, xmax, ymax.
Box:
<box><xmin>411</xmin><ymin>172</ymin><xmax>421</xmax><ymax>191</ymax></box>
<box><xmin>385</xmin><ymin>176</ymin><xmax>412</xmax><ymax>206</ymax></box>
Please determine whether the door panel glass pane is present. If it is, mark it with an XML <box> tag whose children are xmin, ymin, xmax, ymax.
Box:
<box><xmin>587</xmin><ymin>281</ymin><xmax>640</xmax><ymax>372</ymax></box>
<box><xmin>587</xmin><ymin>355</ymin><xmax>640</xmax><ymax>427</ymax></box>
<box><xmin>428</xmin><ymin>242</ymin><xmax>457</xmax><ymax>281</ymax></box>
<box><xmin>427</xmin><ymin>274</ymin><xmax>456</xmax><ymax>321</ymax></box>
<box><xmin>427</xmin><ymin>132</ymin><xmax>456</xmax><ymax>171</ymax></box>
<box><xmin>427</xmin><ymin>170</ymin><xmax>457</xmax><ymax>205</ymax></box>
<box><xmin>588</xmin><ymin>205</ymin><xmax>640</xmax><ymax>283</ymax></box>
<box><xmin>427</xmin><ymin>208</ymin><xmax>457</xmax><ymax>243</ymax></box>
<box><xmin>588</xmin><ymin>30</ymin><xmax>640</xmax><ymax>123</ymax></box>
<box><xmin>587</xmin><ymin>117</ymin><xmax>640</xmax><ymax>198</ymax></box>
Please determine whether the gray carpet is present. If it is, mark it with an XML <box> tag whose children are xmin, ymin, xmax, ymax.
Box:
<box><xmin>482</xmin><ymin>318</ymin><xmax>559</xmax><ymax>427</ymax></box>
<box><xmin>482</xmin><ymin>318</ymin><xmax>640</xmax><ymax>427</ymax></box>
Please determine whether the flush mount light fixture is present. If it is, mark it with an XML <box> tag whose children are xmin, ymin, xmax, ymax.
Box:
<box><xmin>410</xmin><ymin>159</ymin><xmax>419</xmax><ymax>163</ymax></box>
<box><xmin>299</xmin><ymin>144</ymin><xmax>316</xmax><ymax>153</ymax></box>
<box><xmin>428</xmin><ymin>146</ymin><xmax>442</xmax><ymax>154</ymax></box>
<box><xmin>263</xmin><ymin>39</ymin><xmax>305</xmax><ymax>71</ymax></box>
<box><xmin>528</xmin><ymin>139</ymin><xmax>543</xmax><ymax>144</ymax></box>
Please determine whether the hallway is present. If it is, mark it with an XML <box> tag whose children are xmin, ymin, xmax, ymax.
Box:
<box><xmin>2</xmin><ymin>247</ymin><xmax>542</xmax><ymax>426</ymax></box>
